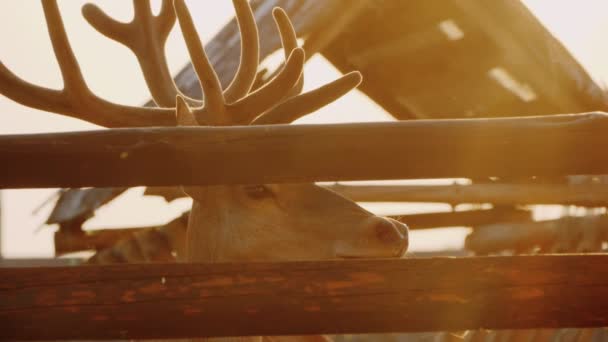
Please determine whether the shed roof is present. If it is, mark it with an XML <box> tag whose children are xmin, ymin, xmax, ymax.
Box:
<box><xmin>175</xmin><ymin>0</ymin><xmax>608</xmax><ymax>119</ymax></box>
<box><xmin>46</xmin><ymin>0</ymin><xmax>608</xmax><ymax>227</ymax></box>
<box><xmin>322</xmin><ymin>0</ymin><xmax>608</xmax><ymax>119</ymax></box>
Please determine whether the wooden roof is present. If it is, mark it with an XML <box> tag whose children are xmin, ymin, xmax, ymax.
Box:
<box><xmin>176</xmin><ymin>0</ymin><xmax>608</xmax><ymax>119</ymax></box>
<box><xmin>47</xmin><ymin>0</ymin><xmax>608</xmax><ymax>227</ymax></box>
<box><xmin>322</xmin><ymin>0</ymin><xmax>608</xmax><ymax>119</ymax></box>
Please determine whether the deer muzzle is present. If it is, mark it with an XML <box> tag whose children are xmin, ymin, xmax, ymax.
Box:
<box><xmin>335</xmin><ymin>216</ymin><xmax>409</xmax><ymax>259</ymax></box>
<box><xmin>374</xmin><ymin>217</ymin><xmax>409</xmax><ymax>257</ymax></box>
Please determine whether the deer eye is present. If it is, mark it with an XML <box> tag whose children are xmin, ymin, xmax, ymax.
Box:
<box><xmin>243</xmin><ymin>185</ymin><xmax>275</xmax><ymax>200</ymax></box>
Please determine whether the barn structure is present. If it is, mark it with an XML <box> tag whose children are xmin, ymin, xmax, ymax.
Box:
<box><xmin>2</xmin><ymin>0</ymin><xmax>608</xmax><ymax>340</ymax></box>
<box><xmin>44</xmin><ymin>0</ymin><xmax>608</xmax><ymax>246</ymax></box>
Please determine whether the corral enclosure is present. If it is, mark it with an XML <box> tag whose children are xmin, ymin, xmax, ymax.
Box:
<box><xmin>2</xmin><ymin>0</ymin><xmax>608</xmax><ymax>341</ymax></box>
<box><xmin>2</xmin><ymin>1</ymin><xmax>608</xmax><ymax>256</ymax></box>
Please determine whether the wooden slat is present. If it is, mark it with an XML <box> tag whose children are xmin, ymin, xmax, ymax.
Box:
<box><xmin>451</xmin><ymin>0</ymin><xmax>607</xmax><ymax>113</ymax></box>
<box><xmin>322</xmin><ymin>0</ymin><xmax>608</xmax><ymax>120</ymax></box>
<box><xmin>325</xmin><ymin>182</ymin><xmax>608</xmax><ymax>207</ymax></box>
<box><xmin>2</xmin><ymin>256</ymin><xmax>608</xmax><ymax>340</ymax></box>
<box><xmin>466</xmin><ymin>215</ymin><xmax>608</xmax><ymax>254</ymax></box>
<box><xmin>0</xmin><ymin>258</ymin><xmax>81</xmax><ymax>267</ymax></box>
<box><xmin>2</xmin><ymin>113</ymin><xmax>608</xmax><ymax>188</ymax></box>
<box><xmin>394</xmin><ymin>207</ymin><xmax>531</xmax><ymax>230</ymax></box>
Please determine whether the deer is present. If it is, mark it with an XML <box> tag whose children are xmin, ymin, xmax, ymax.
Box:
<box><xmin>1</xmin><ymin>0</ymin><xmax>409</xmax><ymax>340</ymax></box>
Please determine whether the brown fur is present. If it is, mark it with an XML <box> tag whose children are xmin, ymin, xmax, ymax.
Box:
<box><xmin>184</xmin><ymin>184</ymin><xmax>408</xmax><ymax>262</ymax></box>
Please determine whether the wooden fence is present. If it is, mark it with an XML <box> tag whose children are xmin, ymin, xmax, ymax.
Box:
<box><xmin>2</xmin><ymin>113</ymin><xmax>608</xmax><ymax>188</ymax></box>
<box><xmin>2</xmin><ymin>256</ymin><xmax>608</xmax><ymax>340</ymax></box>
<box><xmin>2</xmin><ymin>113</ymin><xmax>608</xmax><ymax>339</ymax></box>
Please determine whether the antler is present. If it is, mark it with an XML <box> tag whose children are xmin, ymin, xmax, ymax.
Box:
<box><xmin>82</xmin><ymin>0</ymin><xmax>261</xmax><ymax>108</ymax></box>
<box><xmin>250</xmin><ymin>8</ymin><xmax>363</xmax><ymax>126</ymax></box>
<box><xmin>173</xmin><ymin>2</ymin><xmax>363</xmax><ymax>127</ymax></box>
<box><xmin>0</xmin><ymin>0</ymin><xmax>175</xmax><ymax>128</ymax></box>
<box><xmin>173</xmin><ymin>0</ymin><xmax>305</xmax><ymax>126</ymax></box>
<box><xmin>252</xmin><ymin>70</ymin><xmax>362</xmax><ymax>125</ymax></box>
<box><xmin>1</xmin><ymin>0</ymin><xmax>362</xmax><ymax>129</ymax></box>
<box><xmin>82</xmin><ymin>0</ymin><xmax>178</xmax><ymax>107</ymax></box>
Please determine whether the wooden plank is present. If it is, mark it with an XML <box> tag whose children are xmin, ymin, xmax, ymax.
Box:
<box><xmin>54</xmin><ymin>213</ymin><xmax>188</xmax><ymax>256</ymax></box>
<box><xmin>325</xmin><ymin>182</ymin><xmax>608</xmax><ymax>207</ymax></box>
<box><xmin>0</xmin><ymin>258</ymin><xmax>81</xmax><ymax>267</ymax></box>
<box><xmin>466</xmin><ymin>215</ymin><xmax>608</xmax><ymax>254</ymax></box>
<box><xmin>322</xmin><ymin>0</ymin><xmax>608</xmax><ymax>120</ymax></box>
<box><xmin>2</xmin><ymin>113</ymin><xmax>608</xmax><ymax>188</ymax></box>
<box><xmin>2</xmin><ymin>256</ymin><xmax>608</xmax><ymax>340</ymax></box>
<box><xmin>394</xmin><ymin>207</ymin><xmax>531</xmax><ymax>230</ymax></box>
<box><xmin>45</xmin><ymin>188</ymin><xmax>125</xmax><ymax>226</ymax></box>
<box><xmin>451</xmin><ymin>0</ymin><xmax>608</xmax><ymax>113</ymax></box>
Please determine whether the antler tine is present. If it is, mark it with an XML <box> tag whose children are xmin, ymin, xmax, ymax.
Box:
<box><xmin>82</xmin><ymin>0</ymin><xmax>179</xmax><ymax>107</ymax></box>
<box><xmin>174</xmin><ymin>0</ymin><xmax>305</xmax><ymax>126</ymax></box>
<box><xmin>0</xmin><ymin>61</ymin><xmax>62</xmax><ymax>112</ymax></box>
<box><xmin>174</xmin><ymin>0</ymin><xmax>225</xmax><ymax>123</ymax></box>
<box><xmin>272</xmin><ymin>7</ymin><xmax>303</xmax><ymax>96</ymax></box>
<box><xmin>252</xmin><ymin>71</ymin><xmax>362</xmax><ymax>125</ymax></box>
<box><xmin>0</xmin><ymin>0</ymin><xmax>175</xmax><ymax>127</ymax></box>
<box><xmin>157</xmin><ymin>0</ymin><xmax>177</xmax><ymax>36</ymax></box>
<box><xmin>222</xmin><ymin>0</ymin><xmax>260</xmax><ymax>103</ymax></box>
<box><xmin>250</xmin><ymin>8</ymin><xmax>363</xmax><ymax>126</ymax></box>
<box><xmin>225</xmin><ymin>5</ymin><xmax>307</xmax><ymax>125</ymax></box>
<box><xmin>227</xmin><ymin>48</ymin><xmax>304</xmax><ymax>125</ymax></box>
<box><xmin>43</xmin><ymin>0</ymin><xmax>88</xmax><ymax>91</ymax></box>
<box><xmin>175</xmin><ymin>95</ymin><xmax>198</xmax><ymax>126</ymax></box>
<box><xmin>80</xmin><ymin>4</ymin><xmax>129</xmax><ymax>45</ymax></box>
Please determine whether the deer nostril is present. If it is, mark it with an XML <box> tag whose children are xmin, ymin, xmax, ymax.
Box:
<box><xmin>388</xmin><ymin>218</ymin><xmax>409</xmax><ymax>255</ymax></box>
<box><xmin>387</xmin><ymin>218</ymin><xmax>409</xmax><ymax>239</ymax></box>
<box><xmin>373</xmin><ymin>217</ymin><xmax>407</xmax><ymax>244</ymax></box>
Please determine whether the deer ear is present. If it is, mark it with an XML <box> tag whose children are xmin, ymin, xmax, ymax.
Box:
<box><xmin>175</xmin><ymin>95</ymin><xmax>198</xmax><ymax>126</ymax></box>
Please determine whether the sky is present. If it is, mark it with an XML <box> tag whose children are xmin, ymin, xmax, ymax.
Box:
<box><xmin>1</xmin><ymin>1</ymin><xmax>608</xmax><ymax>258</ymax></box>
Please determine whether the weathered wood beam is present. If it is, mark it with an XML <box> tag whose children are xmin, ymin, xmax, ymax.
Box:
<box><xmin>2</xmin><ymin>113</ymin><xmax>608</xmax><ymax>188</ymax></box>
<box><xmin>394</xmin><ymin>207</ymin><xmax>531</xmax><ymax>230</ymax></box>
<box><xmin>325</xmin><ymin>182</ymin><xmax>608</xmax><ymax>207</ymax></box>
<box><xmin>54</xmin><ymin>226</ymin><xmax>154</xmax><ymax>256</ymax></box>
<box><xmin>451</xmin><ymin>0</ymin><xmax>608</xmax><ymax>113</ymax></box>
<box><xmin>2</xmin><ymin>256</ymin><xmax>608</xmax><ymax>340</ymax></box>
<box><xmin>466</xmin><ymin>215</ymin><xmax>608</xmax><ymax>254</ymax></box>
<box><xmin>54</xmin><ymin>213</ymin><xmax>187</xmax><ymax>256</ymax></box>
<box><xmin>0</xmin><ymin>258</ymin><xmax>81</xmax><ymax>268</ymax></box>
<box><xmin>148</xmin><ymin>181</ymin><xmax>597</xmax><ymax>207</ymax></box>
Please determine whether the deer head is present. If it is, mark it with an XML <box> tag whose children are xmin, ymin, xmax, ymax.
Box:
<box><xmin>170</xmin><ymin>0</ymin><xmax>408</xmax><ymax>262</ymax></box>
<box><xmin>0</xmin><ymin>0</ymin><xmax>408</xmax><ymax>264</ymax></box>
<box><xmin>182</xmin><ymin>183</ymin><xmax>408</xmax><ymax>262</ymax></box>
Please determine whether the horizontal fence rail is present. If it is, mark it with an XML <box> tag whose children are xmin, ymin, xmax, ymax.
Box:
<box><xmin>2</xmin><ymin>255</ymin><xmax>608</xmax><ymax>340</ymax></box>
<box><xmin>143</xmin><ymin>181</ymin><xmax>608</xmax><ymax>207</ymax></box>
<box><xmin>1</xmin><ymin>113</ymin><xmax>608</xmax><ymax>188</ymax></box>
<box><xmin>326</xmin><ymin>182</ymin><xmax>608</xmax><ymax>207</ymax></box>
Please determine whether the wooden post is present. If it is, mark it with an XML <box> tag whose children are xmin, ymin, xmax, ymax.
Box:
<box><xmin>2</xmin><ymin>256</ymin><xmax>608</xmax><ymax>340</ymax></box>
<box><xmin>2</xmin><ymin>113</ymin><xmax>608</xmax><ymax>188</ymax></box>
